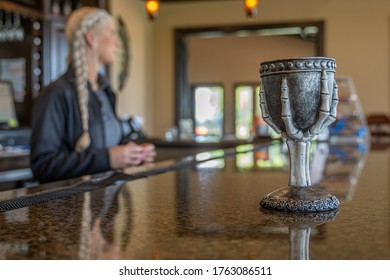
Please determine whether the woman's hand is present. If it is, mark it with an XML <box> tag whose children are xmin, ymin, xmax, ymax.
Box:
<box><xmin>108</xmin><ymin>142</ymin><xmax>156</xmax><ymax>169</ymax></box>
<box><xmin>140</xmin><ymin>143</ymin><xmax>156</xmax><ymax>163</ymax></box>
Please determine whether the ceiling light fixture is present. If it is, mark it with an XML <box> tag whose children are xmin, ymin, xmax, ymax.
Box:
<box><xmin>244</xmin><ymin>0</ymin><xmax>259</xmax><ymax>18</ymax></box>
<box><xmin>146</xmin><ymin>0</ymin><xmax>160</xmax><ymax>21</ymax></box>
<box><xmin>144</xmin><ymin>0</ymin><xmax>259</xmax><ymax>21</ymax></box>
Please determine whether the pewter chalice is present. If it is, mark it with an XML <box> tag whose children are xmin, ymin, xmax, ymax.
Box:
<box><xmin>259</xmin><ymin>57</ymin><xmax>340</xmax><ymax>212</ymax></box>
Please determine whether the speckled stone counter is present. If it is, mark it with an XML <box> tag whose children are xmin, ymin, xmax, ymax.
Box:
<box><xmin>0</xmin><ymin>141</ymin><xmax>389</xmax><ymax>260</ymax></box>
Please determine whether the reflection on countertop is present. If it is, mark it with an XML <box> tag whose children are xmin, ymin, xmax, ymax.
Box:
<box><xmin>0</xmin><ymin>139</ymin><xmax>389</xmax><ymax>260</ymax></box>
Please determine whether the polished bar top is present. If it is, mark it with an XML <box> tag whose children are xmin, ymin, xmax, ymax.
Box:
<box><xmin>0</xmin><ymin>140</ymin><xmax>389</xmax><ymax>260</ymax></box>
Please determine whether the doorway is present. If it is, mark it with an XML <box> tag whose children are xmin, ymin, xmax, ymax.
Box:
<box><xmin>174</xmin><ymin>21</ymin><xmax>324</xmax><ymax>137</ymax></box>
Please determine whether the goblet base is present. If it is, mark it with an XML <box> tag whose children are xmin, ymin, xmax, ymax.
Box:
<box><xmin>260</xmin><ymin>186</ymin><xmax>339</xmax><ymax>213</ymax></box>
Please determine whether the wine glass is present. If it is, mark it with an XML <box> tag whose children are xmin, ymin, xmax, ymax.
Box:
<box><xmin>0</xmin><ymin>10</ymin><xmax>6</xmax><ymax>43</ymax></box>
<box><xmin>13</xmin><ymin>13</ymin><xmax>24</xmax><ymax>42</ymax></box>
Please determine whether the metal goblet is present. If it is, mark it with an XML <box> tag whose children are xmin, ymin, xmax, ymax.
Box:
<box><xmin>259</xmin><ymin>57</ymin><xmax>340</xmax><ymax>212</ymax></box>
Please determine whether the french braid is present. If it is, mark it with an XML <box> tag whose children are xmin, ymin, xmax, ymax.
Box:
<box><xmin>65</xmin><ymin>7</ymin><xmax>112</xmax><ymax>152</ymax></box>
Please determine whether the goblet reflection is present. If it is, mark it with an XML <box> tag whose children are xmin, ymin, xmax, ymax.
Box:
<box><xmin>261</xmin><ymin>209</ymin><xmax>339</xmax><ymax>259</ymax></box>
<box><xmin>259</xmin><ymin>57</ymin><xmax>340</xmax><ymax>212</ymax></box>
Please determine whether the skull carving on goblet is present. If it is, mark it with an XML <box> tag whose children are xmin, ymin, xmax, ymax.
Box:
<box><xmin>259</xmin><ymin>57</ymin><xmax>340</xmax><ymax>212</ymax></box>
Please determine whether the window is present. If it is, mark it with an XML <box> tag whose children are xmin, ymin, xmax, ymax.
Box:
<box><xmin>235</xmin><ymin>85</ymin><xmax>253</xmax><ymax>139</ymax></box>
<box><xmin>193</xmin><ymin>85</ymin><xmax>224</xmax><ymax>142</ymax></box>
<box><xmin>234</xmin><ymin>83</ymin><xmax>280</xmax><ymax>140</ymax></box>
<box><xmin>192</xmin><ymin>83</ymin><xmax>283</xmax><ymax>142</ymax></box>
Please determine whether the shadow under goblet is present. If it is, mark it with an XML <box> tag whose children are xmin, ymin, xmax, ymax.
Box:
<box><xmin>259</xmin><ymin>57</ymin><xmax>340</xmax><ymax>212</ymax></box>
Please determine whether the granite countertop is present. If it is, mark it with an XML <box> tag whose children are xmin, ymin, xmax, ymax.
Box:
<box><xmin>0</xmin><ymin>140</ymin><xmax>389</xmax><ymax>260</ymax></box>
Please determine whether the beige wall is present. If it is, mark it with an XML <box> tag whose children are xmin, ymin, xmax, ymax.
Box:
<box><xmin>109</xmin><ymin>0</ymin><xmax>154</xmax><ymax>133</ymax></box>
<box><xmin>187</xmin><ymin>35</ymin><xmax>316</xmax><ymax>84</ymax></box>
<box><xmin>151</xmin><ymin>0</ymin><xmax>390</xmax><ymax>137</ymax></box>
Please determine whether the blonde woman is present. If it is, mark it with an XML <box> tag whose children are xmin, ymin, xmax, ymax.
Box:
<box><xmin>30</xmin><ymin>7</ymin><xmax>156</xmax><ymax>183</ymax></box>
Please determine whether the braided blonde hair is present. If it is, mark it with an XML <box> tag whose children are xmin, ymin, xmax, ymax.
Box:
<box><xmin>65</xmin><ymin>7</ymin><xmax>113</xmax><ymax>152</ymax></box>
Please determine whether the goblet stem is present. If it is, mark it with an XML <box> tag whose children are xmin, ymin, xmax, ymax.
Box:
<box><xmin>287</xmin><ymin>139</ymin><xmax>311</xmax><ymax>187</ymax></box>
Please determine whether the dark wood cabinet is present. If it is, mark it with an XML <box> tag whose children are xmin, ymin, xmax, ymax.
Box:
<box><xmin>42</xmin><ymin>0</ymin><xmax>108</xmax><ymax>85</ymax></box>
<box><xmin>0</xmin><ymin>0</ymin><xmax>107</xmax><ymax>126</ymax></box>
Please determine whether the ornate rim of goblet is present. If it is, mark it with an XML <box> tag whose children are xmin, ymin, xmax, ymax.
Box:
<box><xmin>259</xmin><ymin>57</ymin><xmax>336</xmax><ymax>76</ymax></box>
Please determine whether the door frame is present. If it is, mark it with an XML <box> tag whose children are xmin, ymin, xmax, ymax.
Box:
<box><xmin>174</xmin><ymin>21</ymin><xmax>325</xmax><ymax>126</ymax></box>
